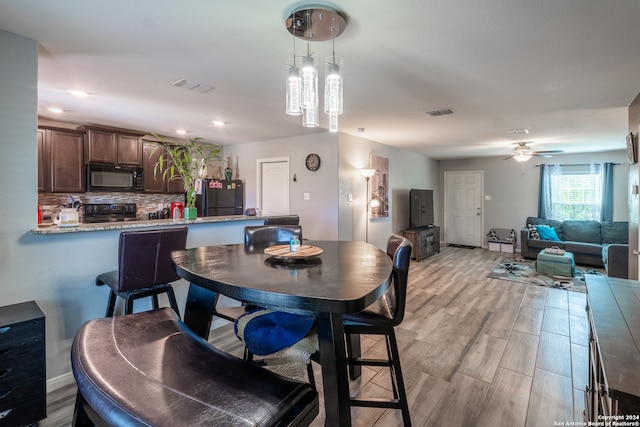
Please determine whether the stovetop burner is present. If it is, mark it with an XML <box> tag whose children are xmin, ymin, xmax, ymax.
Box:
<box><xmin>82</xmin><ymin>203</ymin><xmax>137</xmax><ymax>223</ymax></box>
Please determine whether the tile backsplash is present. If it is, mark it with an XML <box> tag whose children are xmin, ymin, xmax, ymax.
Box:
<box><xmin>38</xmin><ymin>192</ymin><xmax>184</xmax><ymax>222</ymax></box>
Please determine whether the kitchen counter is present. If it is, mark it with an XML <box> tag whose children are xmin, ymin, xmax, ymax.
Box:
<box><xmin>31</xmin><ymin>215</ymin><xmax>265</xmax><ymax>234</ymax></box>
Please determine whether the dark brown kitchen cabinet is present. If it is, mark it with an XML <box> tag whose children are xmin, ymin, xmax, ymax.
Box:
<box><xmin>39</xmin><ymin>128</ymin><xmax>85</xmax><ymax>193</ymax></box>
<box><xmin>0</xmin><ymin>301</ymin><xmax>46</xmax><ymax>426</ymax></box>
<box><xmin>143</xmin><ymin>142</ymin><xmax>184</xmax><ymax>194</ymax></box>
<box><xmin>85</xmin><ymin>127</ymin><xmax>143</xmax><ymax>166</ymax></box>
<box><xmin>37</xmin><ymin>129</ymin><xmax>48</xmax><ymax>192</ymax></box>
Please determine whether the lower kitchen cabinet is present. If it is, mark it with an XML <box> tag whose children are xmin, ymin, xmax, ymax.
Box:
<box><xmin>0</xmin><ymin>301</ymin><xmax>46</xmax><ymax>426</ymax></box>
<box><xmin>401</xmin><ymin>226</ymin><xmax>440</xmax><ymax>261</ymax></box>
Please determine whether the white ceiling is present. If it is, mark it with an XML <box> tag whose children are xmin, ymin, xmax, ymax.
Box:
<box><xmin>1</xmin><ymin>0</ymin><xmax>639</xmax><ymax>159</ymax></box>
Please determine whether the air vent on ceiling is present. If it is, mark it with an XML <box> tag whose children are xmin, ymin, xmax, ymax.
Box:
<box><xmin>173</xmin><ymin>79</ymin><xmax>214</xmax><ymax>93</ymax></box>
<box><xmin>426</xmin><ymin>108</ymin><xmax>454</xmax><ymax>117</ymax></box>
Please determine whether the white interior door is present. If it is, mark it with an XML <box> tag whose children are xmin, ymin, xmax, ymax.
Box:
<box><xmin>258</xmin><ymin>158</ymin><xmax>289</xmax><ymax>215</ymax></box>
<box><xmin>444</xmin><ymin>171</ymin><xmax>483</xmax><ymax>247</ymax></box>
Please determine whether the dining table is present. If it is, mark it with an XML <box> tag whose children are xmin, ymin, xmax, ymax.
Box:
<box><xmin>171</xmin><ymin>240</ymin><xmax>393</xmax><ymax>427</ymax></box>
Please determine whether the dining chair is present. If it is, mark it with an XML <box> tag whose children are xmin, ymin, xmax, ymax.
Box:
<box><xmin>208</xmin><ymin>225</ymin><xmax>304</xmax><ymax>324</ymax></box>
<box><xmin>343</xmin><ymin>234</ymin><xmax>413</xmax><ymax>426</ymax></box>
<box><xmin>95</xmin><ymin>227</ymin><xmax>188</xmax><ymax>317</ymax></box>
<box><xmin>263</xmin><ymin>215</ymin><xmax>300</xmax><ymax>225</ymax></box>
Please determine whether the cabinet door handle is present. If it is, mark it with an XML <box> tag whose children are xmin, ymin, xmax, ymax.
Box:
<box><xmin>634</xmin><ymin>249</ymin><xmax>640</xmax><ymax>255</ymax></box>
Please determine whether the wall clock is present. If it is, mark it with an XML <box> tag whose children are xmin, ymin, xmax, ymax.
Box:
<box><xmin>305</xmin><ymin>153</ymin><xmax>321</xmax><ymax>171</ymax></box>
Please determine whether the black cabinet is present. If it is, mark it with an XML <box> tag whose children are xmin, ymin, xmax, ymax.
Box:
<box><xmin>0</xmin><ymin>301</ymin><xmax>46</xmax><ymax>426</ymax></box>
<box><xmin>402</xmin><ymin>226</ymin><xmax>440</xmax><ymax>261</ymax></box>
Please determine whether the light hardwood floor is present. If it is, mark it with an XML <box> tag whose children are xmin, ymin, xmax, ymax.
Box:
<box><xmin>40</xmin><ymin>246</ymin><xmax>593</xmax><ymax>426</ymax></box>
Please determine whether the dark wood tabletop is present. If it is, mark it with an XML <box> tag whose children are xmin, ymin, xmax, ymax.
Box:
<box><xmin>171</xmin><ymin>240</ymin><xmax>393</xmax><ymax>427</ymax></box>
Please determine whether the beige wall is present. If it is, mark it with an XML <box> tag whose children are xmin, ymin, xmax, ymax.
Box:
<box><xmin>439</xmin><ymin>150</ymin><xmax>628</xmax><ymax>248</ymax></box>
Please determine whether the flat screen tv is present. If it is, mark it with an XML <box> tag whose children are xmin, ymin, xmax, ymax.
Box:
<box><xmin>409</xmin><ymin>189</ymin><xmax>435</xmax><ymax>229</ymax></box>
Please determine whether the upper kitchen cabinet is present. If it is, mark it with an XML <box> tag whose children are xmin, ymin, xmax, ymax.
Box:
<box><xmin>142</xmin><ymin>142</ymin><xmax>185</xmax><ymax>194</ymax></box>
<box><xmin>39</xmin><ymin>127</ymin><xmax>85</xmax><ymax>193</ymax></box>
<box><xmin>83</xmin><ymin>126</ymin><xmax>145</xmax><ymax>166</ymax></box>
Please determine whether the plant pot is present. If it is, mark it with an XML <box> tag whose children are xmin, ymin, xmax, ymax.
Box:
<box><xmin>183</xmin><ymin>207</ymin><xmax>198</xmax><ymax>220</ymax></box>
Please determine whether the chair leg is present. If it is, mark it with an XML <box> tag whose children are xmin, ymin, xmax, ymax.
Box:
<box><xmin>306</xmin><ymin>361</ymin><xmax>316</xmax><ymax>390</ymax></box>
<box><xmin>105</xmin><ymin>290</ymin><xmax>118</xmax><ymax>317</ymax></box>
<box><xmin>152</xmin><ymin>294</ymin><xmax>160</xmax><ymax>310</ymax></box>
<box><xmin>345</xmin><ymin>332</ymin><xmax>362</xmax><ymax>380</ymax></box>
<box><xmin>72</xmin><ymin>391</ymin><xmax>94</xmax><ymax>427</ymax></box>
<box><xmin>166</xmin><ymin>285</ymin><xmax>181</xmax><ymax>318</ymax></box>
<box><xmin>125</xmin><ymin>295</ymin><xmax>135</xmax><ymax>315</ymax></box>
<box><xmin>387</xmin><ymin>329</ymin><xmax>411</xmax><ymax>427</ymax></box>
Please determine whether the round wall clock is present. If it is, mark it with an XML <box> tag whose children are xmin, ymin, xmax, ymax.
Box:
<box><xmin>305</xmin><ymin>153</ymin><xmax>321</xmax><ymax>171</ymax></box>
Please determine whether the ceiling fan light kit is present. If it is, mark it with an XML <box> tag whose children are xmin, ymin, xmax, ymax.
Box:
<box><xmin>508</xmin><ymin>142</ymin><xmax>563</xmax><ymax>162</ymax></box>
<box><xmin>285</xmin><ymin>4</ymin><xmax>346</xmax><ymax>132</ymax></box>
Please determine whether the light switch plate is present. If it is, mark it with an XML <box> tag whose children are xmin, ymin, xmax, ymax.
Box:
<box><xmin>303</xmin><ymin>192</ymin><xmax>311</xmax><ymax>200</ymax></box>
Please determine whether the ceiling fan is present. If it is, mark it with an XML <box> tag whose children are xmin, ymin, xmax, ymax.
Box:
<box><xmin>505</xmin><ymin>142</ymin><xmax>563</xmax><ymax>162</ymax></box>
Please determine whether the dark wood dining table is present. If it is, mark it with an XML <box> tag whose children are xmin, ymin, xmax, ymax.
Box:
<box><xmin>171</xmin><ymin>240</ymin><xmax>393</xmax><ymax>427</ymax></box>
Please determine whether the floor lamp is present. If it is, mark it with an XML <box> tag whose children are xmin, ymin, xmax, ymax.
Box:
<box><xmin>360</xmin><ymin>168</ymin><xmax>376</xmax><ymax>243</ymax></box>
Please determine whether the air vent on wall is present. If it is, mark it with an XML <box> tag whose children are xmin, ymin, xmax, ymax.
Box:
<box><xmin>173</xmin><ymin>79</ymin><xmax>214</xmax><ymax>93</ymax></box>
<box><xmin>426</xmin><ymin>108</ymin><xmax>454</xmax><ymax>117</ymax></box>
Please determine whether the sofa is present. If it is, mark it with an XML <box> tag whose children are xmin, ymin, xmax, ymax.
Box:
<box><xmin>520</xmin><ymin>216</ymin><xmax>629</xmax><ymax>278</ymax></box>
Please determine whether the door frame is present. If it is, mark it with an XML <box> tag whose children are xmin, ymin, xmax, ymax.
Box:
<box><xmin>256</xmin><ymin>157</ymin><xmax>290</xmax><ymax>215</ymax></box>
<box><xmin>443</xmin><ymin>170</ymin><xmax>485</xmax><ymax>247</ymax></box>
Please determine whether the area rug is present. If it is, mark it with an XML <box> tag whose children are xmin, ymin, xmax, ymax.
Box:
<box><xmin>488</xmin><ymin>257</ymin><xmax>602</xmax><ymax>294</ymax></box>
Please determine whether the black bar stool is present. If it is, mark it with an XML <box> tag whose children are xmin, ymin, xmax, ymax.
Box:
<box><xmin>96</xmin><ymin>227</ymin><xmax>188</xmax><ymax>317</ymax></box>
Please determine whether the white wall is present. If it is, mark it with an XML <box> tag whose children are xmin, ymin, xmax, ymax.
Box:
<box><xmin>439</xmin><ymin>150</ymin><xmax>628</xmax><ymax>248</ymax></box>
<box><xmin>222</xmin><ymin>132</ymin><xmax>340</xmax><ymax>241</ymax></box>
<box><xmin>337</xmin><ymin>133</ymin><xmax>440</xmax><ymax>249</ymax></box>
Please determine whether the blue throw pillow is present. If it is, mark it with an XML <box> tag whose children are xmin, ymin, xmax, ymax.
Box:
<box><xmin>535</xmin><ymin>225</ymin><xmax>561</xmax><ymax>241</ymax></box>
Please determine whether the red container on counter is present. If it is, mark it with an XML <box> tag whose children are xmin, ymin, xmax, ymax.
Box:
<box><xmin>170</xmin><ymin>202</ymin><xmax>184</xmax><ymax>219</ymax></box>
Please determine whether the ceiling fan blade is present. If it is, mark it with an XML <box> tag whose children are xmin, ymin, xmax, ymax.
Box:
<box><xmin>533</xmin><ymin>153</ymin><xmax>552</xmax><ymax>158</ymax></box>
<box><xmin>533</xmin><ymin>150</ymin><xmax>563</xmax><ymax>154</ymax></box>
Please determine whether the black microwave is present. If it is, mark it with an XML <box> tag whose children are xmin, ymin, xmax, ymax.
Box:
<box><xmin>86</xmin><ymin>164</ymin><xmax>143</xmax><ymax>192</ymax></box>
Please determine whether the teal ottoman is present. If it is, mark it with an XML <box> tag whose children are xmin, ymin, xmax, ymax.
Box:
<box><xmin>536</xmin><ymin>250</ymin><xmax>575</xmax><ymax>277</ymax></box>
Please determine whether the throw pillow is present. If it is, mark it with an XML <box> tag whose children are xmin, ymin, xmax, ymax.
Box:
<box><xmin>535</xmin><ymin>224</ymin><xmax>561</xmax><ymax>241</ymax></box>
<box><xmin>527</xmin><ymin>224</ymin><xmax>540</xmax><ymax>239</ymax></box>
<box><xmin>488</xmin><ymin>229</ymin><xmax>498</xmax><ymax>241</ymax></box>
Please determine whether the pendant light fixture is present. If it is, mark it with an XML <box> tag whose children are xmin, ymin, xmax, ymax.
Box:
<box><xmin>285</xmin><ymin>5</ymin><xmax>346</xmax><ymax>131</ymax></box>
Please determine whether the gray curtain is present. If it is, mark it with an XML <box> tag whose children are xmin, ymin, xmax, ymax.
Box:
<box><xmin>601</xmin><ymin>162</ymin><xmax>614</xmax><ymax>222</ymax></box>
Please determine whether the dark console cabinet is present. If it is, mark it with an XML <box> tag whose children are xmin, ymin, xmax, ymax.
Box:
<box><xmin>402</xmin><ymin>226</ymin><xmax>440</xmax><ymax>261</ymax></box>
<box><xmin>585</xmin><ymin>276</ymin><xmax>640</xmax><ymax>421</ymax></box>
<box><xmin>0</xmin><ymin>301</ymin><xmax>46</xmax><ymax>426</ymax></box>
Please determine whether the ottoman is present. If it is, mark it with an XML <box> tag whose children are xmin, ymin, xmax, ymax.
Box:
<box><xmin>536</xmin><ymin>250</ymin><xmax>575</xmax><ymax>277</ymax></box>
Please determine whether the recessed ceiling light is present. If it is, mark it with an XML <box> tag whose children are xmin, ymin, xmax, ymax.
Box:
<box><xmin>176</xmin><ymin>130</ymin><xmax>188</xmax><ymax>134</ymax></box>
<box><xmin>48</xmin><ymin>107</ymin><xmax>64</xmax><ymax>113</ymax></box>
<box><xmin>69</xmin><ymin>90</ymin><xmax>90</xmax><ymax>97</ymax></box>
<box><xmin>212</xmin><ymin>121</ymin><xmax>226</xmax><ymax>126</ymax></box>
<box><xmin>357</xmin><ymin>128</ymin><xmax>365</xmax><ymax>132</ymax></box>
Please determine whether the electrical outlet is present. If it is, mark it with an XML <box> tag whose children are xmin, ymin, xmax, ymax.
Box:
<box><xmin>347</xmin><ymin>193</ymin><xmax>353</xmax><ymax>202</ymax></box>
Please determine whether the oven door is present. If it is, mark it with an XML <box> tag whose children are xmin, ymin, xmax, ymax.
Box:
<box><xmin>87</xmin><ymin>164</ymin><xmax>143</xmax><ymax>192</ymax></box>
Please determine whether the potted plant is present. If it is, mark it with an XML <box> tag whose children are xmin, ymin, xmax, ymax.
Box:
<box><xmin>150</xmin><ymin>135</ymin><xmax>221</xmax><ymax>219</ymax></box>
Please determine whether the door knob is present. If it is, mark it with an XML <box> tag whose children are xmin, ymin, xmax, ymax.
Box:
<box><xmin>633</xmin><ymin>249</ymin><xmax>640</xmax><ymax>256</ymax></box>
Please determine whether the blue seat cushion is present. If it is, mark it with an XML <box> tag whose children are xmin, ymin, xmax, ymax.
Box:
<box><xmin>235</xmin><ymin>309</ymin><xmax>315</xmax><ymax>356</ymax></box>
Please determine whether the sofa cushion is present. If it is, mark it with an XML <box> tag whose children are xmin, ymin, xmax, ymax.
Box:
<box><xmin>601</xmin><ymin>221</ymin><xmax>628</xmax><ymax>244</ymax></box>
<box><xmin>535</xmin><ymin>225</ymin><xmax>561</xmax><ymax>241</ymax></box>
<box><xmin>526</xmin><ymin>217</ymin><xmax>564</xmax><ymax>240</ymax></box>
<box><xmin>528</xmin><ymin>239</ymin><xmax>565</xmax><ymax>251</ymax></box>
<box><xmin>563</xmin><ymin>220</ymin><xmax>601</xmax><ymax>244</ymax></box>
<box><xmin>565</xmin><ymin>241</ymin><xmax>602</xmax><ymax>257</ymax></box>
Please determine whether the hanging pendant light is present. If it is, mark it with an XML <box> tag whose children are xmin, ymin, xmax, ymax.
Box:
<box><xmin>284</xmin><ymin>5</ymin><xmax>346</xmax><ymax>131</ymax></box>
<box><xmin>285</xmin><ymin>25</ymin><xmax>302</xmax><ymax>116</ymax></box>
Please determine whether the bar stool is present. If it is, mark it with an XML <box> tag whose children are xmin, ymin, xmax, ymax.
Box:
<box><xmin>343</xmin><ymin>235</ymin><xmax>413</xmax><ymax>426</ymax></box>
<box><xmin>96</xmin><ymin>227</ymin><xmax>188</xmax><ymax>317</ymax></box>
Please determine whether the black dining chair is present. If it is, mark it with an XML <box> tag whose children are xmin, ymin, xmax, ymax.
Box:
<box><xmin>343</xmin><ymin>234</ymin><xmax>413</xmax><ymax>426</ymax></box>
<box><xmin>95</xmin><ymin>227</ymin><xmax>188</xmax><ymax>317</ymax></box>
<box><xmin>263</xmin><ymin>215</ymin><xmax>300</xmax><ymax>226</ymax></box>
<box><xmin>208</xmin><ymin>225</ymin><xmax>304</xmax><ymax>324</ymax></box>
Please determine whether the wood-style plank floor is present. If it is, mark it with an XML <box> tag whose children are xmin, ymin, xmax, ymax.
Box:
<box><xmin>40</xmin><ymin>246</ymin><xmax>593</xmax><ymax>426</ymax></box>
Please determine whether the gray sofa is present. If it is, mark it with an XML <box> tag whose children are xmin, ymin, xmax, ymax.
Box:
<box><xmin>520</xmin><ymin>216</ymin><xmax>629</xmax><ymax>278</ymax></box>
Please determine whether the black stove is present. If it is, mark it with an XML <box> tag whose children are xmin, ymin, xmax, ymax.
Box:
<box><xmin>82</xmin><ymin>203</ymin><xmax>137</xmax><ymax>223</ymax></box>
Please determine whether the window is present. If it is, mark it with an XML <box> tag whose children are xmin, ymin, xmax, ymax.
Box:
<box><xmin>540</xmin><ymin>164</ymin><xmax>612</xmax><ymax>221</ymax></box>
